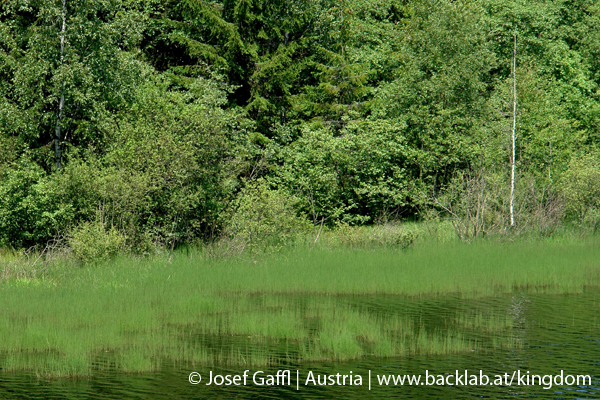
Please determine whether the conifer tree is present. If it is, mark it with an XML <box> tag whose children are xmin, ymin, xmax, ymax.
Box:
<box><xmin>294</xmin><ymin>0</ymin><xmax>372</xmax><ymax>129</ymax></box>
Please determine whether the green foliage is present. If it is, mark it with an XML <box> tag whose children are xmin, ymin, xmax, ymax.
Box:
<box><xmin>55</xmin><ymin>74</ymin><xmax>246</xmax><ymax>249</ymax></box>
<box><xmin>560</xmin><ymin>153</ymin><xmax>600</xmax><ymax>229</ymax></box>
<box><xmin>103</xmin><ymin>75</ymin><xmax>241</xmax><ymax>245</ymax></box>
<box><xmin>0</xmin><ymin>162</ymin><xmax>72</xmax><ymax>248</ymax></box>
<box><xmin>223</xmin><ymin>180</ymin><xmax>311</xmax><ymax>253</ymax></box>
<box><xmin>2</xmin><ymin>0</ymin><xmax>600</xmax><ymax>253</ymax></box>
<box><xmin>275</xmin><ymin>126</ymin><xmax>352</xmax><ymax>223</ymax></box>
<box><xmin>483</xmin><ymin>0</ymin><xmax>600</xmax><ymax>145</ymax></box>
<box><xmin>0</xmin><ymin>72</ymin><xmax>249</xmax><ymax>251</ymax></box>
<box><xmin>276</xmin><ymin>119</ymin><xmax>412</xmax><ymax>224</ymax></box>
<box><xmin>0</xmin><ymin>0</ymin><xmax>147</xmax><ymax>168</ymax></box>
<box><xmin>69</xmin><ymin>220</ymin><xmax>125</xmax><ymax>264</ymax></box>
<box><xmin>374</xmin><ymin>0</ymin><xmax>497</xmax><ymax>187</ymax></box>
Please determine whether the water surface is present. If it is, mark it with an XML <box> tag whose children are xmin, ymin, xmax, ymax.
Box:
<box><xmin>1</xmin><ymin>290</ymin><xmax>599</xmax><ymax>399</ymax></box>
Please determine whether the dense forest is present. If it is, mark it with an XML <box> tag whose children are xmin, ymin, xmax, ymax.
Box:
<box><xmin>2</xmin><ymin>0</ymin><xmax>600</xmax><ymax>258</ymax></box>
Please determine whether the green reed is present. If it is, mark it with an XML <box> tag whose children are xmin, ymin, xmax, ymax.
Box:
<box><xmin>1</xmin><ymin>237</ymin><xmax>599</xmax><ymax>376</ymax></box>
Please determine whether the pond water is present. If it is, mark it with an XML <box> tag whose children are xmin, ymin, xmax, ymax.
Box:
<box><xmin>1</xmin><ymin>290</ymin><xmax>599</xmax><ymax>399</ymax></box>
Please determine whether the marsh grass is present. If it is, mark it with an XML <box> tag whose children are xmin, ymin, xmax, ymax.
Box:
<box><xmin>454</xmin><ymin>312</ymin><xmax>514</xmax><ymax>331</ymax></box>
<box><xmin>414</xmin><ymin>330</ymin><xmax>473</xmax><ymax>355</ymax></box>
<box><xmin>1</xmin><ymin>236</ymin><xmax>599</xmax><ymax>376</ymax></box>
<box><xmin>197</xmin><ymin>237</ymin><xmax>600</xmax><ymax>296</ymax></box>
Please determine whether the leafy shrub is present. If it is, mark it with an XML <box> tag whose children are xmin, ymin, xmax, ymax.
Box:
<box><xmin>69</xmin><ymin>220</ymin><xmax>126</xmax><ymax>264</ymax></box>
<box><xmin>0</xmin><ymin>162</ymin><xmax>73</xmax><ymax>248</ymax></box>
<box><xmin>222</xmin><ymin>181</ymin><xmax>311</xmax><ymax>254</ymax></box>
<box><xmin>560</xmin><ymin>154</ymin><xmax>600</xmax><ymax>230</ymax></box>
<box><xmin>98</xmin><ymin>77</ymin><xmax>243</xmax><ymax>247</ymax></box>
<box><xmin>276</xmin><ymin>120</ymin><xmax>413</xmax><ymax>226</ymax></box>
<box><xmin>3</xmin><ymin>76</ymin><xmax>246</xmax><ymax>253</ymax></box>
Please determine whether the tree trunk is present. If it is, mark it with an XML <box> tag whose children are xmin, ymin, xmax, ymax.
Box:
<box><xmin>55</xmin><ymin>0</ymin><xmax>66</xmax><ymax>170</ymax></box>
<box><xmin>510</xmin><ymin>34</ymin><xmax>517</xmax><ymax>228</ymax></box>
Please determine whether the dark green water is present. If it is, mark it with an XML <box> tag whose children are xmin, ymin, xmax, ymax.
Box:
<box><xmin>1</xmin><ymin>290</ymin><xmax>599</xmax><ymax>399</ymax></box>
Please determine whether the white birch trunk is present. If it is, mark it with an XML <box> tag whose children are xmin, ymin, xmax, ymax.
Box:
<box><xmin>510</xmin><ymin>34</ymin><xmax>517</xmax><ymax>227</ymax></box>
<box><xmin>54</xmin><ymin>0</ymin><xmax>66</xmax><ymax>170</ymax></box>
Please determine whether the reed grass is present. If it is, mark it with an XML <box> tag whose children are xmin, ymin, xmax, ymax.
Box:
<box><xmin>174</xmin><ymin>237</ymin><xmax>600</xmax><ymax>296</ymax></box>
<box><xmin>1</xmin><ymin>234</ymin><xmax>599</xmax><ymax>376</ymax></box>
<box><xmin>454</xmin><ymin>312</ymin><xmax>514</xmax><ymax>331</ymax></box>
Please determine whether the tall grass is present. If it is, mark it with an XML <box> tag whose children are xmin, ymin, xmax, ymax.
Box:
<box><xmin>178</xmin><ymin>237</ymin><xmax>600</xmax><ymax>296</ymax></box>
<box><xmin>0</xmin><ymin>231</ymin><xmax>599</xmax><ymax>376</ymax></box>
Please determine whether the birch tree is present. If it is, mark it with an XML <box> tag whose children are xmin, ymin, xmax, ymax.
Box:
<box><xmin>54</xmin><ymin>0</ymin><xmax>66</xmax><ymax>170</ymax></box>
<box><xmin>0</xmin><ymin>0</ymin><xmax>146</xmax><ymax>170</ymax></box>
<box><xmin>510</xmin><ymin>34</ymin><xmax>516</xmax><ymax>227</ymax></box>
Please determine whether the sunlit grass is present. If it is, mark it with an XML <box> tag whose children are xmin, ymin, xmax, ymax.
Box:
<box><xmin>414</xmin><ymin>329</ymin><xmax>473</xmax><ymax>355</ymax></box>
<box><xmin>1</xmin><ymin>235</ymin><xmax>599</xmax><ymax>376</ymax></box>
<box><xmin>455</xmin><ymin>311</ymin><xmax>514</xmax><ymax>331</ymax></box>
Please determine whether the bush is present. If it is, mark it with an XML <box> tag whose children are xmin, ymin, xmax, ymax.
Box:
<box><xmin>69</xmin><ymin>220</ymin><xmax>126</xmax><ymax>264</ymax></box>
<box><xmin>560</xmin><ymin>154</ymin><xmax>600</xmax><ymax>230</ymax></box>
<box><xmin>431</xmin><ymin>169</ymin><xmax>565</xmax><ymax>240</ymax></box>
<box><xmin>1</xmin><ymin>75</ymin><xmax>248</xmax><ymax>253</ymax></box>
<box><xmin>432</xmin><ymin>171</ymin><xmax>505</xmax><ymax>240</ymax></box>
<box><xmin>276</xmin><ymin>121</ymin><xmax>413</xmax><ymax>226</ymax></box>
<box><xmin>0</xmin><ymin>162</ymin><xmax>73</xmax><ymax>248</ymax></box>
<box><xmin>221</xmin><ymin>181</ymin><xmax>311</xmax><ymax>254</ymax></box>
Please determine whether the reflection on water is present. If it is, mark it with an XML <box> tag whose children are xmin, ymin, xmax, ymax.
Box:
<box><xmin>1</xmin><ymin>290</ymin><xmax>599</xmax><ymax>399</ymax></box>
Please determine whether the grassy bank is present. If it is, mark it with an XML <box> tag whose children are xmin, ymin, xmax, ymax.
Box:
<box><xmin>192</xmin><ymin>239</ymin><xmax>600</xmax><ymax>295</ymax></box>
<box><xmin>0</xmin><ymin>233</ymin><xmax>599</xmax><ymax>377</ymax></box>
